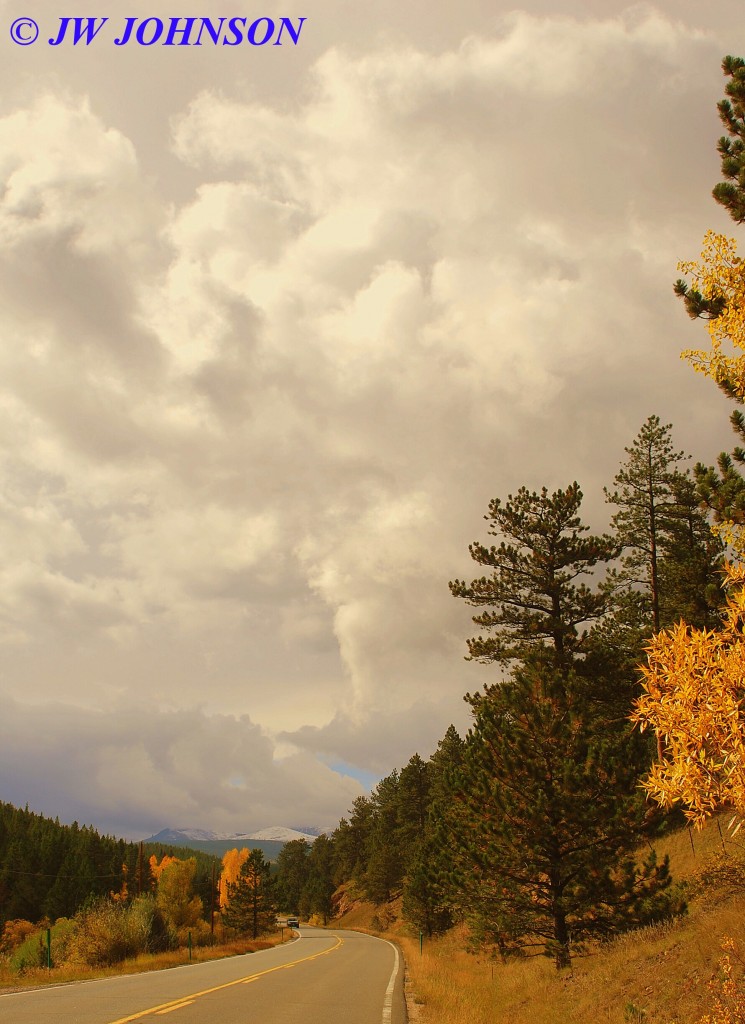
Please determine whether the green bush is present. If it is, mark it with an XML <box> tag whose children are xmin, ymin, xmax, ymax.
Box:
<box><xmin>10</xmin><ymin>919</ymin><xmax>75</xmax><ymax>973</ymax></box>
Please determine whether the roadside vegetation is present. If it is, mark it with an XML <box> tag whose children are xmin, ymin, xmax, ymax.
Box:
<box><xmin>335</xmin><ymin>815</ymin><xmax>745</xmax><ymax>1024</ymax></box>
<box><xmin>0</xmin><ymin>927</ymin><xmax>288</xmax><ymax>991</ymax></box>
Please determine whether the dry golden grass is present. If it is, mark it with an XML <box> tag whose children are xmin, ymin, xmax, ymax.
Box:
<box><xmin>336</xmin><ymin>816</ymin><xmax>745</xmax><ymax>1024</ymax></box>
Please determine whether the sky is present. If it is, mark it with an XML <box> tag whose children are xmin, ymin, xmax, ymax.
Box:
<box><xmin>0</xmin><ymin>0</ymin><xmax>742</xmax><ymax>840</ymax></box>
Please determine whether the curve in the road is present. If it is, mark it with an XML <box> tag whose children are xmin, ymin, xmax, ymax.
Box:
<box><xmin>381</xmin><ymin>939</ymin><xmax>400</xmax><ymax>1024</ymax></box>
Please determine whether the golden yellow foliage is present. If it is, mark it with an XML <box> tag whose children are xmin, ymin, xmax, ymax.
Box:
<box><xmin>149</xmin><ymin>854</ymin><xmax>180</xmax><ymax>884</ymax></box>
<box><xmin>155</xmin><ymin>857</ymin><xmax>203</xmax><ymax>929</ymax></box>
<box><xmin>0</xmin><ymin>919</ymin><xmax>35</xmax><ymax>953</ymax></box>
<box><xmin>633</xmin><ymin>564</ymin><xmax>745</xmax><ymax>826</ymax></box>
<box><xmin>219</xmin><ymin>848</ymin><xmax>250</xmax><ymax>909</ymax></box>
<box><xmin>696</xmin><ymin>937</ymin><xmax>745</xmax><ymax>1024</ymax></box>
<box><xmin>679</xmin><ymin>231</ymin><xmax>745</xmax><ymax>393</ymax></box>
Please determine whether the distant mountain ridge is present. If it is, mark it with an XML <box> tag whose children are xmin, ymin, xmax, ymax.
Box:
<box><xmin>145</xmin><ymin>825</ymin><xmax>328</xmax><ymax>846</ymax></box>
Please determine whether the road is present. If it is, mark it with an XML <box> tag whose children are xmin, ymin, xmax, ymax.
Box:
<box><xmin>0</xmin><ymin>927</ymin><xmax>407</xmax><ymax>1024</ymax></box>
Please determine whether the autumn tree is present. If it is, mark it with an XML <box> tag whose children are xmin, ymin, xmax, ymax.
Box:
<box><xmin>633</xmin><ymin>563</ymin><xmax>745</xmax><ymax>824</ymax></box>
<box><xmin>152</xmin><ymin>857</ymin><xmax>203</xmax><ymax>932</ymax></box>
<box><xmin>633</xmin><ymin>56</ymin><xmax>745</xmax><ymax>823</ymax></box>
<box><xmin>219</xmin><ymin>848</ymin><xmax>250</xmax><ymax>910</ymax></box>
<box><xmin>673</xmin><ymin>60</ymin><xmax>745</xmax><ymax>536</ymax></box>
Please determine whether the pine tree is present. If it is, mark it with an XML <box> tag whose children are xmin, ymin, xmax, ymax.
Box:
<box><xmin>401</xmin><ymin>729</ymin><xmax>462</xmax><ymax>938</ymax></box>
<box><xmin>449</xmin><ymin>483</ymin><xmax>618</xmax><ymax>672</ymax></box>
<box><xmin>446</xmin><ymin>487</ymin><xmax>678</xmax><ymax>968</ymax></box>
<box><xmin>275</xmin><ymin>840</ymin><xmax>310</xmax><ymax>916</ymax></box>
<box><xmin>303</xmin><ymin>835</ymin><xmax>335</xmax><ymax>924</ymax></box>
<box><xmin>401</xmin><ymin>840</ymin><xmax>454</xmax><ymax>939</ymax></box>
<box><xmin>447</xmin><ymin>658</ymin><xmax>677</xmax><ymax>969</ymax></box>
<box><xmin>604</xmin><ymin>416</ymin><xmax>689</xmax><ymax>634</ymax></box>
<box><xmin>331</xmin><ymin>797</ymin><xmax>373</xmax><ymax>885</ymax></box>
<box><xmin>657</xmin><ymin>474</ymin><xmax>724</xmax><ymax>630</ymax></box>
<box><xmin>221</xmin><ymin>848</ymin><xmax>276</xmax><ymax>939</ymax></box>
<box><xmin>713</xmin><ymin>56</ymin><xmax>745</xmax><ymax>223</ymax></box>
<box><xmin>603</xmin><ymin>415</ymin><xmax>722</xmax><ymax>636</ymax></box>
<box><xmin>365</xmin><ymin>772</ymin><xmax>402</xmax><ymax>903</ymax></box>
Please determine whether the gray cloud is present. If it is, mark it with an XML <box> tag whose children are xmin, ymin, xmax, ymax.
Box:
<box><xmin>0</xmin><ymin>3</ymin><xmax>741</xmax><ymax>836</ymax></box>
<box><xmin>0</xmin><ymin>696</ymin><xmax>363</xmax><ymax>838</ymax></box>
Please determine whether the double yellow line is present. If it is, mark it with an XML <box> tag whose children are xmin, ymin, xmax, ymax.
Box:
<box><xmin>108</xmin><ymin>935</ymin><xmax>343</xmax><ymax>1023</ymax></box>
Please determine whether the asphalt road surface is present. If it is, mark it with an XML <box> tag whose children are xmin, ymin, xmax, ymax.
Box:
<box><xmin>0</xmin><ymin>927</ymin><xmax>407</xmax><ymax>1024</ymax></box>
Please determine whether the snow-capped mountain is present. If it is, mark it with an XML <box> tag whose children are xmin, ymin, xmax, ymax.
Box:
<box><xmin>244</xmin><ymin>826</ymin><xmax>318</xmax><ymax>843</ymax></box>
<box><xmin>145</xmin><ymin>825</ymin><xmax>322</xmax><ymax>845</ymax></box>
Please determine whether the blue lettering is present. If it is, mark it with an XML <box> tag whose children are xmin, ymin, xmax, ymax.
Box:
<box><xmin>247</xmin><ymin>18</ymin><xmax>274</xmax><ymax>45</ymax></box>
<box><xmin>194</xmin><ymin>17</ymin><xmax>226</xmax><ymax>45</ymax></box>
<box><xmin>274</xmin><ymin>16</ymin><xmax>305</xmax><ymax>45</ymax></box>
<box><xmin>49</xmin><ymin>16</ymin><xmax>108</xmax><ymax>45</ymax></box>
<box><xmin>164</xmin><ymin>17</ymin><xmax>197</xmax><ymax>45</ymax></box>
<box><xmin>114</xmin><ymin>17</ymin><xmax>136</xmax><ymax>45</ymax></box>
<box><xmin>136</xmin><ymin>17</ymin><xmax>164</xmax><ymax>45</ymax></box>
<box><xmin>223</xmin><ymin>17</ymin><xmax>246</xmax><ymax>45</ymax></box>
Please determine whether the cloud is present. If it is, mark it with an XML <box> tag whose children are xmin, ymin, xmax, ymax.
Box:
<box><xmin>0</xmin><ymin>5</ymin><xmax>738</xmax><ymax>833</ymax></box>
<box><xmin>0</xmin><ymin>696</ymin><xmax>364</xmax><ymax>838</ymax></box>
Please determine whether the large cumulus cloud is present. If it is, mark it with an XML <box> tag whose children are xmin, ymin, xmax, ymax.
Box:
<box><xmin>0</xmin><ymin>5</ymin><xmax>739</xmax><ymax>835</ymax></box>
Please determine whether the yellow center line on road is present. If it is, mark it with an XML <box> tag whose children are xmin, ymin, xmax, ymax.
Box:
<box><xmin>107</xmin><ymin>936</ymin><xmax>344</xmax><ymax>1024</ymax></box>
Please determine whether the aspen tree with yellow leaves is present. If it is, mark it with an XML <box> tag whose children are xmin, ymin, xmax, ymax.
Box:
<box><xmin>636</xmin><ymin>55</ymin><xmax>745</xmax><ymax>827</ymax></box>
<box><xmin>149</xmin><ymin>854</ymin><xmax>204</xmax><ymax>933</ymax></box>
<box><xmin>219</xmin><ymin>847</ymin><xmax>250</xmax><ymax>909</ymax></box>
<box><xmin>633</xmin><ymin>564</ymin><xmax>745</xmax><ymax>824</ymax></box>
<box><xmin>674</xmin><ymin>57</ymin><xmax>745</xmax><ymax>541</ymax></box>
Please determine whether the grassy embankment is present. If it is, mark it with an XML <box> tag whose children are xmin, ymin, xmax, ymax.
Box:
<box><xmin>0</xmin><ymin>930</ymin><xmax>290</xmax><ymax>992</ymax></box>
<box><xmin>334</xmin><ymin>816</ymin><xmax>745</xmax><ymax>1024</ymax></box>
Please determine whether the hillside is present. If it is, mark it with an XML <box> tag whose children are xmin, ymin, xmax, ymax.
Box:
<box><xmin>334</xmin><ymin>815</ymin><xmax>745</xmax><ymax>1024</ymax></box>
<box><xmin>0</xmin><ymin>802</ymin><xmax>221</xmax><ymax>927</ymax></box>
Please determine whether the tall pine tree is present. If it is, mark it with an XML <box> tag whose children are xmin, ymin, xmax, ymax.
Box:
<box><xmin>447</xmin><ymin>658</ymin><xmax>677</xmax><ymax>969</ymax></box>
<box><xmin>603</xmin><ymin>415</ymin><xmax>722</xmax><ymax>639</ymax></box>
<box><xmin>448</xmin><ymin>485</ymin><xmax>676</xmax><ymax>967</ymax></box>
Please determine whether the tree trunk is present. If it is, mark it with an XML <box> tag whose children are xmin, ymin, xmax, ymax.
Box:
<box><xmin>552</xmin><ymin>900</ymin><xmax>571</xmax><ymax>970</ymax></box>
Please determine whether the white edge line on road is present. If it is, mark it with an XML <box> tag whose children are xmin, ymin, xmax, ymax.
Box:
<box><xmin>381</xmin><ymin>939</ymin><xmax>400</xmax><ymax>1024</ymax></box>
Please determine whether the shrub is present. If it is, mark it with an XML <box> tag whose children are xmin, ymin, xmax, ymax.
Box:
<box><xmin>0</xmin><ymin>919</ymin><xmax>35</xmax><ymax>955</ymax></box>
<box><xmin>67</xmin><ymin>896</ymin><xmax>175</xmax><ymax>967</ymax></box>
<box><xmin>9</xmin><ymin>919</ymin><xmax>76</xmax><ymax>973</ymax></box>
<box><xmin>697</xmin><ymin>937</ymin><xmax>745</xmax><ymax>1024</ymax></box>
